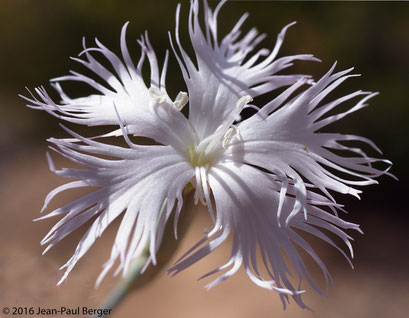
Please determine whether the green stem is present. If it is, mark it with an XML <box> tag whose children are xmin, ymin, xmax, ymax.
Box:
<box><xmin>92</xmin><ymin>253</ymin><xmax>149</xmax><ymax>318</ymax></box>
<box><xmin>92</xmin><ymin>190</ymin><xmax>195</xmax><ymax>317</ymax></box>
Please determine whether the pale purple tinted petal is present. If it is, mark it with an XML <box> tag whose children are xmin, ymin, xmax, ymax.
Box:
<box><xmin>234</xmin><ymin>65</ymin><xmax>392</xmax><ymax>223</ymax></box>
<box><xmin>169</xmin><ymin>162</ymin><xmax>359</xmax><ymax>309</ymax></box>
<box><xmin>171</xmin><ymin>0</ymin><xmax>319</xmax><ymax>140</ymax></box>
<box><xmin>39</xmin><ymin>130</ymin><xmax>193</xmax><ymax>285</ymax></box>
<box><xmin>21</xmin><ymin>23</ymin><xmax>170</xmax><ymax>140</ymax></box>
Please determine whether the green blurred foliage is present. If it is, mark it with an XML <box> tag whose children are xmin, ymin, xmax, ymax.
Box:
<box><xmin>0</xmin><ymin>0</ymin><xmax>408</xmax><ymax>210</ymax></box>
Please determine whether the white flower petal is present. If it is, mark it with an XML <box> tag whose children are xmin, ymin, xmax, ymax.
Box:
<box><xmin>170</xmin><ymin>0</ymin><xmax>319</xmax><ymax>140</ymax></box>
<box><xmin>234</xmin><ymin>64</ymin><xmax>393</xmax><ymax>222</ymax></box>
<box><xmin>21</xmin><ymin>23</ymin><xmax>170</xmax><ymax>139</ymax></box>
<box><xmin>24</xmin><ymin>0</ymin><xmax>394</xmax><ymax>311</ymax></box>
<box><xmin>39</xmin><ymin>129</ymin><xmax>194</xmax><ymax>285</ymax></box>
<box><xmin>169</xmin><ymin>162</ymin><xmax>359</xmax><ymax>309</ymax></box>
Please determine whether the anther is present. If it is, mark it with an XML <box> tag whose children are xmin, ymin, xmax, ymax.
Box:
<box><xmin>236</xmin><ymin>95</ymin><xmax>253</xmax><ymax>109</ymax></box>
<box><xmin>173</xmin><ymin>91</ymin><xmax>188</xmax><ymax>111</ymax></box>
<box><xmin>222</xmin><ymin>126</ymin><xmax>239</xmax><ymax>149</ymax></box>
<box><xmin>149</xmin><ymin>87</ymin><xmax>167</xmax><ymax>104</ymax></box>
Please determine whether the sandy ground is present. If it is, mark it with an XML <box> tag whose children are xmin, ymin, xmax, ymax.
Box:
<box><xmin>0</xmin><ymin>148</ymin><xmax>408</xmax><ymax>318</ymax></box>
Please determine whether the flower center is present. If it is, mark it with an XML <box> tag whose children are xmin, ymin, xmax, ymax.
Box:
<box><xmin>188</xmin><ymin>146</ymin><xmax>212</xmax><ymax>167</ymax></box>
<box><xmin>186</xmin><ymin>106</ymin><xmax>245</xmax><ymax>168</ymax></box>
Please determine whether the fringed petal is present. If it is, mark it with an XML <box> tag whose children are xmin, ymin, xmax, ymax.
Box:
<box><xmin>20</xmin><ymin>23</ymin><xmax>170</xmax><ymax>139</ymax></box>
<box><xmin>169</xmin><ymin>162</ymin><xmax>359</xmax><ymax>309</ymax></box>
<box><xmin>39</xmin><ymin>129</ymin><xmax>194</xmax><ymax>285</ymax></box>
<box><xmin>170</xmin><ymin>0</ymin><xmax>319</xmax><ymax>140</ymax></box>
<box><xmin>234</xmin><ymin>64</ymin><xmax>393</xmax><ymax>222</ymax></box>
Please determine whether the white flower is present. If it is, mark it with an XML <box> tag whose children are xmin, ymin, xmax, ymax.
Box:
<box><xmin>22</xmin><ymin>0</ymin><xmax>392</xmax><ymax>309</ymax></box>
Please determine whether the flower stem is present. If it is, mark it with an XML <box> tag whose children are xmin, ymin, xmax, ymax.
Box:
<box><xmin>92</xmin><ymin>253</ymin><xmax>149</xmax><ymax>318</ymax></box>
<box><xmin>92</xmin><ymin>189</ymin><xmax>195</xmax><ymax>317</ymax></box>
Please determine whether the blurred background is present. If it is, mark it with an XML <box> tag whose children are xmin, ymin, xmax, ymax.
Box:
<box><xmin>0</xmin><ymin>0</ymin><xmax>408</xmax><ymax>317</ymax></box>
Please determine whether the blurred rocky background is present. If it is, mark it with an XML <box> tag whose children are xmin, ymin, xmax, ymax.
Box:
<box><xmin>0</xmin><ymin>1</ymin><xmax>408</xmax><ymax>317</ymax></box>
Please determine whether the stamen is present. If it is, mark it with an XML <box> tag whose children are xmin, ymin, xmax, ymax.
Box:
<box><xmin>236</xmin><ymin>95</ymin><xmax>253</xmax><ymax>109</ymax></box>
<box><xmin>222</xmin><ymin>126</ymin><xmax>240</xmax><ymax>149</ymax></box>
<box><xmin>173</xmin><ymin>91</ymin><xmax>188</xmax><ymax>111</ymax></box>
<box><xmin>148</xmin><ymin>86</ymin><xmax>167</xmax><ymax>104</ymax></box>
